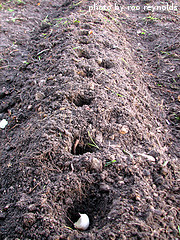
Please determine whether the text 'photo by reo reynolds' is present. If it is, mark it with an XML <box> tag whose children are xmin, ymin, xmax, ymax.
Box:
<box><xmin>89</xmin><ymin>3</ymin><xmax>178</xmax><ymax>12</ymax></box>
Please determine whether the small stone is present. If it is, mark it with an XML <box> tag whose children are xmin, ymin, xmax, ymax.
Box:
<box><xmin>23</xmin><ymin>213</ymin><xmax>36</xmax><ymax>227</ymax></box>
<box><xmin>97</xmin><ymin>58</ymin><xmax>103</xmax><ymax>65</ymax></box>
<box><xmin>91</xmin><ymin>158</ymin><xmax>102</xmax><ymax>171</ymax></box>
<box><xmin>89</xmin><ymin>81</ymin><xmax>95</xmax><ymax>90</ymax></box>
<box><xmin>35</xmin><ymin>91</ymin><xmax>45</xmax><ymax>101</ymax></box>
<box><xmin>27</xmin><ymin>105</ymin><xmax>33</xmax><ymax>110</ymax></box>
<box><xmin>143</xmin><ymin>169</ymin><xmax>150</xmax><ymax>176</ymax></box>
<box><xmin>106</xmin><ymin>177</ymin><xmax>114</xmax><ymax>183</ymax></box>
<box><xmin>118</xmin><ymin>180</ymin><xmax>124</xmax><ymax>185</ymax></box>
<box><xmin>153</xmin><ymin>193</ymin><xmax>158</xmax><ymax>197</ymax></box>
<box><xmin>109</xmin><ymin>135</ymin><xmax>115</xmax><ymax>140</ymax></box>
<box><xmin>4</xmin><ymin>204</ymin><xmax>10</xmax><ymax>210</ymax></box>
<box><xmin>39</xmin><ymin>79</ymin><xmax>46</xmax><ymax>87</ymax></box>
<box><xmin>161</xmin><ymin>167</ymin><xmax>168</xmax><ymax>176</ymax></box>
<box><xmin>153</xmin><ymin>209</ymin><xmax>164</xmax><ymax>216</ymax></box>
<box><xmin>120</xmin><ymin>125</ymin><xmax>129</xmax><ymax>134</ymax></box>
<box><xmin>96</xmin><ymin>132</ymin><xmax>103</xmax><ymax>143</ymax></box>
<box><xmin>28</xmin><ymin>204</ymin><xmax>37</xmax><ymax>212</ymax></box>
<box><xmin>100</xmin><ymin>170</ymin><xmax>108</xmax><ymax>180</ymax></box>
<box><xmin>100</xmin><ymin>183</ymin><xmax>110</xmax><ymax>192</ymax></box>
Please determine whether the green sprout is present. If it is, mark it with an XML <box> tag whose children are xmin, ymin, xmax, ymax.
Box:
<box><xmin>42</xmin><ymin>15</ymin><xmax>48</xmax><ymax>23</ymax></box>
<box><xmin>74</xmin><ymin>19</ymin><xmax>80</xmax><ymax>23</ymax></box>
<box><xmin>121</xmin><ymin>58</ymin><xmax>128</xmax><ymax>64</ymax></box>
<box><xmin>105</xmin><ymin>159</ymin><xmax>116</xmax><ymax>167</ymax></box>
<box><xmin>54</xmin><ymin>17</ymin><xmax>63</xmax><ymax>24</ymax></box>
<box><xmin>141</xmin><ymin>28</ymin><xmax>147</xmax><ymax>35</ymax></box>
<box><xmin>174</xmin><ymin>114</ymin><xmax>180</xmax><ymax>121</ymax></box>
<box><xmin>42</xmin><ymin>15</ymin><xmax>52</xmax><ymax>25</ymax></box>
<box><xmin>122</xmin><ymin>149</ymin><xmax>133</xmax><ymax>159</ymax></box>
<box><xmin>103</xmin><ymin>17</ymin><xmax>111</xmax><ymax>23</ymax></box>
<box><xmin>23</xmin><ymin>61</ymin><xmax>30</xmax><ymax>65</ymax></box>
<box><xmin>62</xmin><ymin>20</ymin><xmax>68</xmax><ymax>24</ymax></box>
<box><xmin>73</xmin><ymin>1</ymin><xmax>82</xmax><ymax>6</ymax></box>
<box><xmin>105</xmin><ymin>86</ymin><xmax>124</xmax><ymax>97</ymax></box>
<box><xmin>160</xmin><ymin>51</ymin><xmax>170</xmax><ymax>55</ymax></box>
<box><xmin>8</xmin><ymin>8</ymin><xmax>14</xmax><ymax>12</ymax></box>
<box><xmin>87</xmin><ymin>131</ymin><xmax>99</xmax><ymax>149</ymax></box>
<box><xmin>178</xmin><ymin>226</ymin><xmax>180</xmax><ymax>235</ymax></box>
<box><xmin>73</xmin><ymin>46</ymin><xmax>80</xmax><ymax>50</ymax></box>
<box><xmin>144</xmin><ymin>16</ymin><xmax>159</xmax><ymax>21</ymax></box>
<box><xmin>15</xmin><ymin>0</ymin><xmax>25</xmax><ymax>4</ymax></box>
<box><xmin>11</xmin><ymin>18</ymin><xmax>17</xmax><ymax>22</ymax></box>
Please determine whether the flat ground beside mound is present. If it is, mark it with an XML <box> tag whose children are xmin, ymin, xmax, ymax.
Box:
<box><xmin>0</xmin><ymin>0</ymin><xmax>179</xmax><ymax>239</ymax></box>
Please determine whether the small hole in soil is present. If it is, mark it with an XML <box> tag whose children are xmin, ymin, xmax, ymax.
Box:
<box><xmin>98</xmin><ymin>59</ymin><xmax>115</xmax><ymax>69</ymax></box>
<box><xmin>71</xmin><ymin>138</ymin><xmax>94</xmax><ymax>155</ymax></box>
<box><xmin>66</xmin><ymin>185</ymin><xmax>113</xmax><ymax>230</ymax></box>
<box><xmin>73</xmin><ymin>95</ymin><xmax>92</xmax><ymax>107</ymax></box>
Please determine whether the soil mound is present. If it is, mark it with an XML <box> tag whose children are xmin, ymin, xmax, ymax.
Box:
<box><xmin>0</xmin><ymin>0</ymin><xmax>179</xmax><ymax>239</ymax></box>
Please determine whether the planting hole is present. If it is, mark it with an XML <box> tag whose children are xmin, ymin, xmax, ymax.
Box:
<box><xmin>71</xmin><ymin>138</ymin><xmax>94</xmax><ymax>155</ymax></box>
<box><xmin>66</xmin><ymin>185</ymin><xmax>113</xmax><ymax>230</ymax></box>
<box><xmin>73</xmin><ymin>95</ymin><xmax>92</xmax><ymax>107</ymax></box>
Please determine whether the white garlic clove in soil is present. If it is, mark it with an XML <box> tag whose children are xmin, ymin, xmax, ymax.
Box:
<box><xmin>74</xmin><ymin>213</ymin><xmax>89</xmax><ymax>231</ymax></box>
<box><xmin>0</xmin><ymin>119</ymin><xmax>8</xmax><ymax>129</ymax></box>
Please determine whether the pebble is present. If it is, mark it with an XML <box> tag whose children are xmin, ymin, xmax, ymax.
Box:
<box><xmin>100</xmin><ymin>170</ymin><xmax>108</xmax><ymax>180</ymax></box>
<box><xmin>160</xmin><ymin>167</ymin><xmax>168</xmax><ymax>176</ymax></box>
<box><xmin>143</xmin><ymin>169</ymin><xmax>151</xmax><ymax>176</ymax></box>
<box><xmin>119</xmin><ymin>125</ymin><xmax>129</xmax><ymax>134</ymax></box>
<box><xmin>96</xmin><ymin>132</ymin><xmax>103</xmax><ymax>143</ymax></box>
<box><xmin>28</xmin><ymin>204</ymin><xmax>37</xmax><ymax>212</ymax></box>
<box><xmin>100</xmin><ymin>183</ymin><xmax>110</xmax><ymax>192</ymax></box>
<box><xmin>91</xmin><ymin>157</ymin><xmax>102</xmax><ymax>171</ymax></box>
<box><xmin>35</xmin><ymin>91</ymin><xmax>45</xmax><ymax>101</ymax></box>
<box><xmin>23</xmin><ymin>213</ymin><xmax>36</xmax><ymax>227</ymax></box>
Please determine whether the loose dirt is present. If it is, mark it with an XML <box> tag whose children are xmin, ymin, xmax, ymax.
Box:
<box><xmin>0</xmin><ymin>0</ymin><xmax>179</xmax><ymax>239</ymax></box>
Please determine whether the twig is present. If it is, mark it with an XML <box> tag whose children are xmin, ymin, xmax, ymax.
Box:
<box><xmin>0</xmin><ymin>65</ymin><xmax>17</xmax><ymax>69</ymax></box>
<box><xmin>28</xmin><ymin>182</ymin><xmax>41</xmax><ymax>194</ymax></box>
<box><xmin>37</xmin><ymin>49</ymin><xmax>50</xmax><ymax>56</ymax></box>
<box><xmin>73</xmin><ymin>139</ymin><xmax>79</xmax><ymax>154</ymax></box>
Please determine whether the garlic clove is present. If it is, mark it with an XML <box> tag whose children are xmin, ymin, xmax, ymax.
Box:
<box><xmin>74</xmin><ymin>213</ymin><xmax>89</xmax><ymax>231</ymax></box>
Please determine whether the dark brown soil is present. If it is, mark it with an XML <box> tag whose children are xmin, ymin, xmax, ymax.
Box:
<box><xmin>0</xmin><ymin>0</ymin><xmax>179</xmax><ymax>239</ymax></box>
